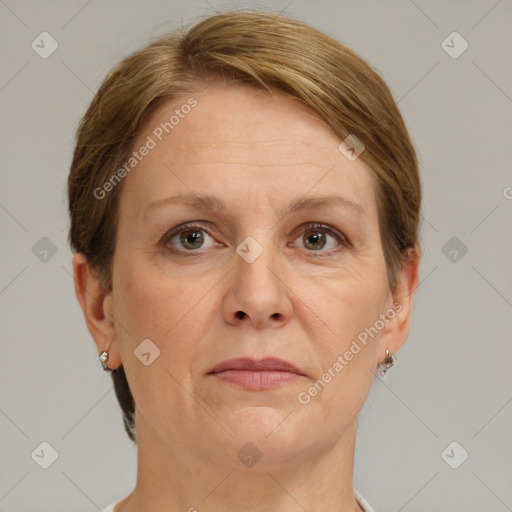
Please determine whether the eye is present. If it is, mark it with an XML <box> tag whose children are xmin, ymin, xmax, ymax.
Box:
<box><xmin>162</xmin><ymin>223</ymin><xmax>218</xmax><ymax>253</ymax></box>
<box><xmin>293</xmin><ymin>223</ymin><xmax>348</xmax><ymax>254</ymax></box>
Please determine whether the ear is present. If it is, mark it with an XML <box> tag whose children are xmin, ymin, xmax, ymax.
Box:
<box><xmin>378</xmin><ymin>247</ymin><xmax>421</xmax><ymax>362</ymax></box>
<box><xmin>72</xmin><ymin>253</ymin><xmax>122</xmax><ymax>370</ymax></box>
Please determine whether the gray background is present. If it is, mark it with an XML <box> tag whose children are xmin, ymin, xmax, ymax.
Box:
<box><xmin>1</xmin><ymin>0</ymin><xmax>511</xmax><ymax>511</ymax></box>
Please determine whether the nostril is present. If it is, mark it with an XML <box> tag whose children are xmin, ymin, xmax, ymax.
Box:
<box><xmin>235</xmin><ymin>311</ymin><xmax>246</xmax><ymax>319</ymax></box>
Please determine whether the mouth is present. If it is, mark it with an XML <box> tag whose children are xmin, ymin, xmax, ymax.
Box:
<box><xmin>207</xmin><ymin>357</ymin><xmax>306</xmax><ymax>390</ymax></box>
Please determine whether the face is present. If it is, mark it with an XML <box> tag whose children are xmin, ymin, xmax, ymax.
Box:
<box><xmin>105</xmin><ymin>83</ymin><xmax>404</xmax><ymax>467</ymax></box>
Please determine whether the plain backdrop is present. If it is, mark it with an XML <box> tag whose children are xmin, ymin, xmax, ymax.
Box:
<box><xmin>0</xmin><ymin>1</ymin><xmax>511</xmax><ymax>511</ymax></box>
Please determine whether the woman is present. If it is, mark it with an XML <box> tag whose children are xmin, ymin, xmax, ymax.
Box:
<box><xmin>68</xmin><ymin>10</ymin><xmax>421</xmax><ymax>512</ymax></box>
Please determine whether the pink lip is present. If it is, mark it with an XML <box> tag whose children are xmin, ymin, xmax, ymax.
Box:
<box><xmin>208</xmin><ymin>357</ymin><xmax>305</xmax><ymax>390</ymax></box>
<box><xmin>209</xmin><ymin>357</ymin><xmax>304</xmax><ymax>374</ymax></box>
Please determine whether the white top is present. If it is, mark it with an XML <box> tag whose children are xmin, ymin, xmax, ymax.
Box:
<box><xmin>101</xmin><ymin>501</ymin><xmax>118</xmax><ymax>512</ymax></box>
<box><xmin>354</xmin><ymin>488</ymin><xmax>377</xmax><ymax>512</ymax></box>
<box><xmin>102</xmin><ymin>489</ymin><xmax>376</xmax><ymax>511</ymax></box>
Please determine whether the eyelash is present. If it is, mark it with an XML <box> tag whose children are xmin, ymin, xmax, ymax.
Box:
<box><xmin>161</xmin><ymin>222</ymin><xmax>350</xmax><ymax>257</ymax></box>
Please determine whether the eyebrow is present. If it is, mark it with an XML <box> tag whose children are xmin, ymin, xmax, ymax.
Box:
<box><xmin>144</xmin><ymin>194</ymin><xmax>226</xmax><ymax>216</ymax></box>
<box><xmin>286</xmin><ymin>195</ymin><xmax>366</xmax><ymax>217</ymax></box>
<box><xmin>144</xmin><ymin>193</ymin><xmax>366</xmax><ymax>218</ymax></box>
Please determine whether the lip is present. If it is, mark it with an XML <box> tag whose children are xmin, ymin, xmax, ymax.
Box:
<box><xmin>208</xmin><ymin>357</ymin><xmax>306</xmax><ymax>390</ymax></box>
<box><xmin>209</xmin><ymin>357</ymin><xmax>304</xmax><ymax>375</ymax></box>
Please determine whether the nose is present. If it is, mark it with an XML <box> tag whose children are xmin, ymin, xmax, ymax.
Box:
<box><xmin>222</xmin><ymin>237</ymin><xmax>293</xmax><ymax>329</ymax></box>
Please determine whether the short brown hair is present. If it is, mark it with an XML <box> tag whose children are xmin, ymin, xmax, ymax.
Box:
<box><xmin>68</xmin><ymin>9</ymin><xmax>422</xmax><ymax>443</ymax></box>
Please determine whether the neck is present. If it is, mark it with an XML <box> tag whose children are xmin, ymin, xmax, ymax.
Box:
<box><xmin>115</xmin><ymin>412</ymin><xmax>363</xmax><ymax>512</ymax></box>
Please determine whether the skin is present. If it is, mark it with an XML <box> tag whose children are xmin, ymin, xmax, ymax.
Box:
<box><xmin>73</xmin><ymin>82</ymin><xmax>419</xmax><ymax>512</ymax></box>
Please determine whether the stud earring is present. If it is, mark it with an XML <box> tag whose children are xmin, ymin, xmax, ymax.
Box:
<box><xmin>99</xmin><ymin>350</ymin><xmax>110</xmax><ymax>371</ymax></box>
<box><xmin>379</xmin><ymin>348</ymin><xmax>396</xmax><ymax>376</ymax></box>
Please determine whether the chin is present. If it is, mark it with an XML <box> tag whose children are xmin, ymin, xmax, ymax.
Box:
<box><xmin>223</xmin><ymin>409</ymin><xmax>308</xmax><ymax>455</ymax></box>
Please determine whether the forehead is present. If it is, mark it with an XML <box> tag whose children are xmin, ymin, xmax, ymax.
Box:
<box><xmin>122</xmin><ymin>83</ymin><xmax>377</xmax><ymax>218</ymax></box>
<box><xmin>140</xmin><ymin>83</ymin><xmax>336</xmax><ymax>153</ymax></box>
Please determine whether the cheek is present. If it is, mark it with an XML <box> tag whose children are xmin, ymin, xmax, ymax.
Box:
<box><xmin>338</xmin><ymin>279</ymin><xmax>387</xmax><ymax>335</ymax></box>
<box><xmin>115</xmin><ymin>255</ymin><xmax>184</xmax><ymax>332</ymax></box>
<box><xmin>303</xmin><ymin>264</ymin><xmax>387</xmax><ymax>339</ymax></box>
<box><xmin>113</xmin><ymin>258</ymin><xmax>217</xmax><ymax>366</ymax></box>
<box><xmin>295</xmin><ymin>264</ymin><xmax>388</xmax><ymax>405</ymax></box>
<box><xmin>296</xmin><ymin>281</ymin><xmax>382</xmax><ymax>422</ymax></box>
<box><xmin>111</xmin><ymin>262</ymin><xmax>205</xmax><ymax>411</ymax></box>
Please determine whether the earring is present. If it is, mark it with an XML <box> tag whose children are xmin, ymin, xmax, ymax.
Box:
<box><xmin>99</xmin><ymin>350</ymin><xmax>110</xmax><ymax>371</ymax></box>
<box><xmin>379</xmin><ymin>348</ymin><xmax>396</xmax><ymax>376</ymax></box>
